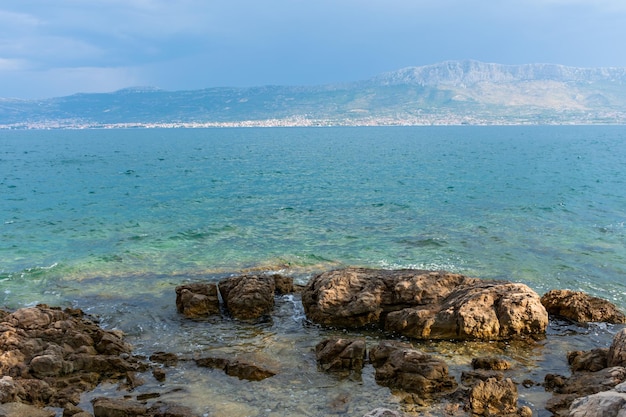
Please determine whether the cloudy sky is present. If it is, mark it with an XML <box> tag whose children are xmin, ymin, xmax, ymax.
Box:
<box><xmin>1</xmin><ymin>0</ymin><xmax>626</xmax><ymax>99</ymax></box>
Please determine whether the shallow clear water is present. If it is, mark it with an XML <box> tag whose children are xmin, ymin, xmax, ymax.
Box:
<box><xmin>1</xmin><ymin>126</ymin><xmax>626</xmax><ymax>415</ymax></box>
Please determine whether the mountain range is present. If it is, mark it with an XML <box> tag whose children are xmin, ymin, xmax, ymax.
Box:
<box><xmin>2</xmin><ymin>60</ymin><xmax>626</xmax><ymax>128</ymax></box>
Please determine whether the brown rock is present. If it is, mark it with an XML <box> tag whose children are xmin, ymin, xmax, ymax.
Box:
<box><xmin>194</xmin><ymin>356</ymin><xmax>276</xmax><ymax>381</ymax></box>
<box><xmin>272</xmin><ymin>274</ymin><xmax>294</xmax><ymax>294</ymax></box>
<box><xmin>302</xmin><ymin>268</ymin><xmax>473</xmax><ymax>328</ymax></box>
<box><xmin>541</xmin><ymin>289</ymin><xmax>626</xmax><ymax>324</ymax></box>
<box><xmin>0</xmin><ymin>305</ymin><xmax>147</xmax><ymax>410</ymax></box>
<box><xmin>149</xmin><ymin>352</ymin><xmax>178</xmax><ymax>367</ymax></box>
<box><xmin>385</xmin><ymin>281</ymin><xmax>548</xmax><ymax>340</ymax></box>
<box><xmin>315</xmin><ymin>338</ymin><xmax>366</xmax><ymax>372</ymax></box>
<box><xmin>369</xmin><ymin>341</ymin><xmax>457</xmax><ymax>399</ymax></box>
<box><xmin>91</xmin><ymin>397</ymin><xmax>146</xmax><ymax>417</ymax></box>
<box><xmin>608</xmin><ymin>328</ymin><xmax>626</xmax><ymax>367</ymax></box>
<box><xmin>302</xmin><ymin>268</ymin><xmax>547</xmax><ymax>340</ymax></box>
<box><xmin>568</xmin><ymin>348</ymin><xmax>609</xmax><ymax>372</ymax></box>
<box><xmin>224</xmin><ymin>360</ymin><xmax>276</xmax><ymax>381</ymax></box>
<box><xmin>461</xmin><ymin>370</ymin><xmax>504</xmax><ymax>386</ymax></box>
<box><xmin>175</xmin><ymin>283</ymin><xmax>220</xmax><ymax>318</ymax></box>
<box><xmin>218</xmin><ymin>275</ymin><xmax>275</xmax><ymax>320</ymax></box>
<box><xmin>469</xmin><ymin>377</ymin><xmax>519</xmax><ymax>416</ymax></box>
<box><xmin>146</xmin><ymin>401</ymin><xmax>199</xmax><ymax>417</ymax></box>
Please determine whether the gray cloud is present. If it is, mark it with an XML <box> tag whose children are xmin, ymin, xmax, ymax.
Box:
<box><xmin>1</xmin><ymin>0</ymin><xmax>625</xmax><ymax>98</ymax></box>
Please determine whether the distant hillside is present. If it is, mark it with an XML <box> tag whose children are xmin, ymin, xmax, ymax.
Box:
<box><xmin>2</xmin><ymin>60</ymin><xmax>626</xmax><ymax>128</ymax></box>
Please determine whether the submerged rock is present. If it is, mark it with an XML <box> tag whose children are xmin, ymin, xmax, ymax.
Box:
<box><xmin>194</xmin><ymin>356</ymin><xmax>276</xmax><ymax>381</ymax></box>
<box><xmin>92</xmin><ymin>397</ymin><xmax>199</xmax><ymax>417</ymax></box>
<box><xmin>302</xmin><ymin>267</ymin><xmax>548</xmax><ymax>340</ymax></box>
<box><xmin>541</xmin><ymin>289</ymin><xmax>626</xmax><ymax>324</ymax></box>
<box><xmin>472</xmin><ymin>357</ymin><xmax>512</xmax><ymax>371</ymax></box>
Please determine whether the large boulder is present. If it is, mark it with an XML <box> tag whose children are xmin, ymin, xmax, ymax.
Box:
<box><xmin>541</xmin><ymin>289</ymin><xmax>626</xmax><ymax>324</ymax></box>
<box><xmin>218</xmin><ymin>275</ymin><xmax>276</xmax><ymax>320</ymax></box>
<box><xmin>369</xmin><ymin>340</ymin><xmax>457</xmax><ymax>401</ymax></box>
<box><xmin>302</xmin><ymin>268</ymin><xmax>474</xmax><ymax>328</ymax></box>
<box><xmin>302</xmin><ymin>268</ymin><xmax>548</xmax><ymax>340</ymax></box>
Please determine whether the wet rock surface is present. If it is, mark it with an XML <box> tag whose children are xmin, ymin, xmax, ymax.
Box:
<box><xmin>175</xmin><ymin>283</ymin><xmax>220</xmax><ymax>318</ymax></box>
<box><xmin>3</xmin><ymin>268</ymin><xmax>626</xmax><ymax>416</ymax></box>
<box><xmin>541</xmin><ymin>289</ymin><xmax>626</xmax><ymax>324</ymax></box>
<box><xmin>369</xmin><ymin>340</ymin><xmax>458</xmax><ymax>402</ymax></box>
<box><xmin>218</xmin><ymin>274</ymin><xmax>276</xmax><ymax>320</ymax></box>
<box><xmin>194</xmin><ymin>356</ymin><xmax>277</xmax><ymax>381</ymax></box>
<box><xmin>545</xmin><ymin>329</ymin><xmax>626</xmax><ymax>416</ymax></box>
<box><xmin>302</xmin><ymin>267</ymin><xmax>548</xmax><ymax>340</ymax></box>
<box><xmin>315</xmin><ymin>337</ymin><xmax>367</xmax><ymax>374</ymax></box>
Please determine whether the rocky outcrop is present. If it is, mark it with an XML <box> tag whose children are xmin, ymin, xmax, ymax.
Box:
<box><xmin>541</xmin><ymin>289</ymin><xmax>626</xmax><ymax>324</ymax></box>
<box><xmin>175</xmin><ymin>283</ymin><xmax>220</xmax><ymax>318</ymax></box>
<box><xmin>315</xmin><ymin>338</ymin><xmax>366</xmax><ymax>373</ymax></box>
<box><xmin>369</xmin><ymin>340</ymin><xmax>457</xmax><ymax>403</ymax></box>
<box><xmin>302</xmin><ymin>268</ymin><xmax>548</xmax><ymax>340</ymax></box>
<box><xmin>0</xmin><ymin>305</ymin><xmax>151</xmax><ymax>415</ymax></box>
<box><xmin>177</xmin><ymin>274</ymin><xmax>296</xmax><ymax>321</ymax></box>
<box><xmin>194</xmin><ymin>356</ymin><xmax>276</xmax><ymax>381</ymax></box>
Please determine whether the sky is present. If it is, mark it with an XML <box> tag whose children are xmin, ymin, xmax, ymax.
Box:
<box><xmin>1</xmin><ymin>0</ymin><xmax>626</xmax><ymax>99</ymax></box>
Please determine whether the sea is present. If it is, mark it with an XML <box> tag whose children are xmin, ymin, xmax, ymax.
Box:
<box><xmin>1</xmin><ymin>126</ymin><xmax>625</xmax><ymax>416</ymax></box>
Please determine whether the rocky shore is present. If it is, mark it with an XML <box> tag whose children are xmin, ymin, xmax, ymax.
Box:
<box><xmin>1</xmin><ymin>267</ymin><xmax>625</xmax><ymax>416</ymax></box>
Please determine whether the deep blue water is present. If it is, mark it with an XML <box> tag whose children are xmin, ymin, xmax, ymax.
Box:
<box><xmin>1</xmin><ymin>126</ymin><xmax>626</xmax><ymax>308</ymax></box>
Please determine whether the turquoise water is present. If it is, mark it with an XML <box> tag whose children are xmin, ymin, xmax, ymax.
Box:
<box><xmin>1</xmin><ymin>126</ymin><xmax>626</xmax><ymax>416</ymax></box>
<box><xmin>2</xmin><ymin>126</ymin><xmax>625</xmax><ymax>307</ymax></box>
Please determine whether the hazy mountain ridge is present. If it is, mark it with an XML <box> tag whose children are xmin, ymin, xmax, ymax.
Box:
<box><xmin>373</xmin><ymin>60</ymin><xmax>626</xmax><ymax>87</ymax></box>
<box><xmin>2</xmin><ymin>60</ymin><xmax>626</xmax><ymax>127</ymax></box>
